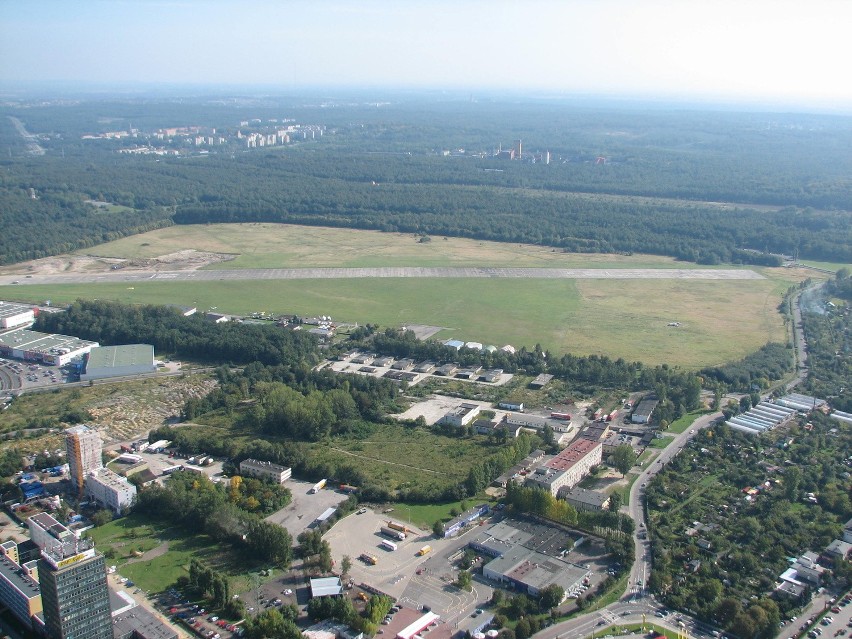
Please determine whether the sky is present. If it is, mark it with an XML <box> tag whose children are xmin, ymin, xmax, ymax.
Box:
<box><xmin>2</xmin><ymin>0</ymin><xmax>852</xmax><ymax>108</ymax></box>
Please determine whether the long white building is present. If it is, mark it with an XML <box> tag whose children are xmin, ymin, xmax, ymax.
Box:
<box><xmin>0</xmin><ymin>301</ymin><xmax>35</xmax><ymax>330</ymax></box>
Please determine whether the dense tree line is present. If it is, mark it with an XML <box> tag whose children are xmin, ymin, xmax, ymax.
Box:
<box><xmin>699</xmin><ymin>342</ymin><xmax>793</xmax><ymax>391</ymax></box>
<box><xmin>35</xmin><ymin>300</ymin><xmax>321</xmax><ymax>367</ymax></box>
<box><xmin>134</xmin><ymin>471</ymin><xmax>294</xmax><ymax>568</ymax></box>
<box><xmin>3</xmin><ymin>98</ymin><xmax>852</xmax><ymax>266</ymax></box>
<box><xmin>0</xmin><ymin>182</ymin><xmax>172</xmax><ymax>264</ymax></box>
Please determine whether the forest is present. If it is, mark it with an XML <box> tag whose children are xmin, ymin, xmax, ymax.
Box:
<box><xmin>2</xmin><ymin>94</ymin><xmax>852</xmax><ymax>266</ymax></box>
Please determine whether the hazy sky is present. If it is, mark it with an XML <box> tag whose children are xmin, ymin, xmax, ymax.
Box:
<box><xmin>2</xmin><ymin>0</ymin><xmax>851</xmax><ymax>107</ymax></box>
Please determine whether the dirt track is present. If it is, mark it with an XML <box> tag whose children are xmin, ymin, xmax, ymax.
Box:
<box><xmin>0</xmin><ymin>266</ymin><xmax>764</xmax><ymax>286</ymax></box>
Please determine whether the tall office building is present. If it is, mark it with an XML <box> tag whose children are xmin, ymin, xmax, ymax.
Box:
<box><xmin>38</xmin><ymin>539</ymin><xmax>112</xmax><ymax>639</ymax></box>
<box><xmin>65</xmin><ymin>425</ymin><xmax>102</xmax><ymax>497</ymax></box>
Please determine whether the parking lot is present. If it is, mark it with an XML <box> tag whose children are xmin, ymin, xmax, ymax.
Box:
<box><xmin>324</xmin><ymin>507</ymin><xmax>492</xmax><ymax>625</ymax></box>
<box><xmin>122</xmin><ymin>447</ymin><xmax>226</xmax><ymax>483</ymax></box>
<box><xmin>264</xmin><ymin>479</ymin><xmax>350</xmax><ymax>540</ymax></box>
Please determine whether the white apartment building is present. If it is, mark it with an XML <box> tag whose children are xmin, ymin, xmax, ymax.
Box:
<box><xmin>85</xmin><ymin>468</ymin><xmax>136</xmax><ymax>514</ymax></box>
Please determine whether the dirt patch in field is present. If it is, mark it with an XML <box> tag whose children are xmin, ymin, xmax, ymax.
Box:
<box><xmin>0</xmin><ymin>250</ymin><xmax>235</xmax><ymax>276</ymax></box>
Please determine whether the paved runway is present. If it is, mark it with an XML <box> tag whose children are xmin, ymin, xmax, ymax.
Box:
<box><xmin>0</xmin><ymin>267</ymin><xmax>764</xmax><ymax>286</ymax></box>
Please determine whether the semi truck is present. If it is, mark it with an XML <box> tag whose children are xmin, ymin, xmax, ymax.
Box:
<box><xmin>380</xmin><ymin>540</ymin><xmax>398</xmax><ymax>551</ymax></box>
<box><xmin>380</xmin><ymin>526</ymin><xmax>406</xmax><ymax>541</ymax></box>
<box><xmin>386</xmin><ymin>520</ymin><xmax>412</xmax><ymax>534</ymax></box>
<box><xmin>417</xmin><ymin>545</ymin><xmax>432</xmax><ymax>556</ymax></box>
<box><xmin>311</xmin><ymin>479</ymin><xmax>327</xmax><ymax>494</ymax></box>
<box><xmin>359</xmin><ymin>553</ymin><xmax>378</xmax><ymax>565</ymax></box>
<box><xmin>339</xmin><ymin>484</ymin><xmax>359</xmax><ymax>494</ymax></box>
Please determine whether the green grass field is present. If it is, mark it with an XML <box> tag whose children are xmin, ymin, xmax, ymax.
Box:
<box><xmin>80</xmin><ymin>223</ymin><xmax>707</xmax><ymax>270</ymax></box>
<box><xmin>87</xmin><ymin>513</ymin><xmax>269</xmax><ymax>594</ymax></box>
<box><xmin>305</xmin><ymin>422</ymin><xmax>501</xmax><ymax>494</ymax></box>
<box><xmin>0</xmin><ymin>222</ymin><xmax>821</xmax><ymax>368</ymax></box>
<box><xmin>666</xmin><ymin>409</ymin><xmax>713</xmax><ymax>434</ymax></box>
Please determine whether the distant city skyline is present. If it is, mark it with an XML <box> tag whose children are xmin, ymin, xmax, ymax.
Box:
<box><xmin>2</xmin><ymin>0</ymin><xmax>851</xmax><ymax>110</ymax></box>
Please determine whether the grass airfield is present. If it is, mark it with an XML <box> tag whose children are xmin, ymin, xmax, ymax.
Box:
<box><xmin>0</xmin><ymin>223</ymin><xmax>818</xmax><ymax>368</ymax></box>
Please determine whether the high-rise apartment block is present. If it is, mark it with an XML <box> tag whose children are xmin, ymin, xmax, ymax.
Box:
<box><xmin>65</xmin><ymin>425</ymin><xmax>103</xmax><ymax>496</ymax></box>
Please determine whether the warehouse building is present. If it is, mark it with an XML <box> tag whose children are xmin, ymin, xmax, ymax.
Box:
<box><xmin>81</xmin><ymin>344</ymin><xmax>156</xmax><ymax>381</ymax></box>
<box><xmin>631</xmin><ymin>398</ymin><xmax>659</xmax><ymax>424</ymax></box>
<box><xmin>470</xmin><ymin>520</ymin><xmax>586</xmax><ymax>599</ymax></box>
<box><xmin>0</xmin><ymin>301</ymin><xmax>35</xmax><ymax>330</ymax></box>
<box><xmin>0</xmin><ymin>328</ymin><xmax>98</xmax><ymax>366</ymax></box>
<box><xmin>239</xmin><ymin>458</ymin><xmax>292</xmax><ymax>484</ymax></box>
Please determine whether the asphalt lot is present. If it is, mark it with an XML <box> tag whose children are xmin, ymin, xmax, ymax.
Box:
<box><xmin>324</xmin><ymin>507</ymin><xmax>491</xmax><ymax>625</ymax></box>
<box><xmin>264</xmin><ymin>480</ymin><xmax>350</xmax><ymax>540</ymax></box>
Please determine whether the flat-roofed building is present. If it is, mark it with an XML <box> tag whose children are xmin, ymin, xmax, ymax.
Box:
<box><xmin>525</xmin><ymin>439</ymin><xmax>602</xmax><ymax>496</ymax></box>
<box><xmin>27</xmin><ymin>512</ymin><xmax>76</xmax><ymax>552</ymax></box>
<box><xmin>113</xmin><ymin>604</ymin><xmax>179</xmax><ymax>639</ymax></box>
<box><xmin>529</xmin><ymin>374</ymin><xmax>553</xmax><ymax>389</ymax></box>
<box><xmin>0</xmin><ymin>301</ymin><xmax>35</xmax><ymax>330</ymax></box>
<box><xmin>0</xmin><ymin>540</ymin><xmax>19</xmax><ymax>564</ymax></box>
<box><xmin>558</xmin><ymin>486</ymin><xmax>610</xmax><ymax>511</ymax></box>
<box><xmin>482</xmin><ymin>545</ymin><xmax>584</xmax><ymax>598</ymax></box>
<box><xmin>504</xmin><ymin>413</ymin><xmax>550</xmax><ymax>430</ymax></box>
<box><xmin>81</xmin><ymin>344</ymin><xmax>156</xmax><ymax>381</ymax></box>
<box><xmin>440</xmin><ymin>402</ymin><xmax>481</xmax><ymax>427</ymax></box>
<box><xmin>239</xmin><ymin>458</ymin><xmax>292</xmax><ymax>484</ymax></box>
<box><xmin>0</xmin><ymin>328</ymin><xmax>98</xmax><ymax>366</ymax></box>
<box><xmin>631</xmin><ymin>398</ymin><xmax>659</xmax><ymax>424</ymax></box>
<box><xmin>0</xmin><ymin>551</ymin><xmax>43</xmax><ymax>630</ymax></box>
<box><xmin>86</xmin><ymin>468</ymin><xmax>137</xmax><ymax>514</ymax></box>
<box><xmin>310</xmin><ymin>576</ymin><xmax>343</xmax><ymax>598</ymax></box>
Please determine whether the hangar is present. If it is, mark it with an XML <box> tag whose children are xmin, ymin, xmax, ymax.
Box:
<box><xmin>80</xmin><ymin>344</ymin><xmax>156</xmax><ymax>381</ymax></box>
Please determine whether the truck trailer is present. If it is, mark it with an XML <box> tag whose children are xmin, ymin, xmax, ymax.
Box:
<box><xmin>310</xmin><ymin>479</ymin><xmax>327</xmax><ymax>494</ymax></box>
<box><xmin>386</xmin><ymin>520</ymin><xmax>412</xmax><ymax>534</ymax></box>
<box><xmin>380</xmin><ymin>526</ymin><xmax>406</xmax><ymax>541</ymax></box>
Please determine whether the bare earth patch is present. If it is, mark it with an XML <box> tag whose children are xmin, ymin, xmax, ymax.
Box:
<box><xmin>0</xmin><ymin>249</ymin><xmax>235</xmax><ymax>276</ymax></box>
